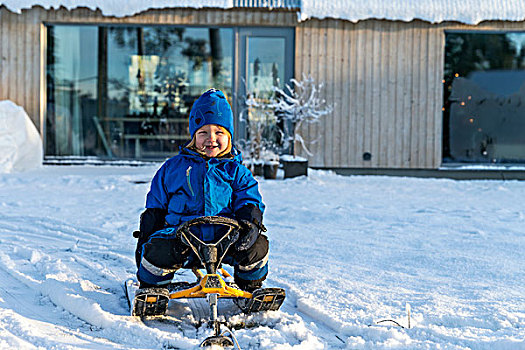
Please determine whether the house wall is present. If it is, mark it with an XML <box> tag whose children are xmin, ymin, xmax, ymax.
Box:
<box><xmin>0</xmin><ymin>6</ymin><xmax>297</xmax><ymax>133</ymax></box>
<box><xmin>1</xmin><ymin>6</ymin><xmax>525</xmax><ymax>169</ymax></box>
<box><xmin>296</xmin><ymin>19</ymin><xmax>442</xmax><ymax>169</ymax></box>
<box><xmin>296</xmin><ymin>19</ymin><xmax>525</xmax><ymax>169</ymax></box>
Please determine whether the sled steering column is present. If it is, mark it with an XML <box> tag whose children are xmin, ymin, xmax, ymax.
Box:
<box><xmin>176</xmin><ymin>216</ymin><xmax>241</xmax><ymax>348</ymax></box>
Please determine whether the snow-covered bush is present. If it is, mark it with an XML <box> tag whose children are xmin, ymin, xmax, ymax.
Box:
<box><xmin>269</xmin><ymin>74</ymin><xmax>333</xmax><ymax>157</ymax></box>
<box><xmin>237</xmin><ymin>91</ymin><xmax>281</xmax><ymax>173</ymax></box>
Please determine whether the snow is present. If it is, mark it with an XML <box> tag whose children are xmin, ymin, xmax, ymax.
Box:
<box><xmin>0</xmin><ymin>0</ymin><xmax>233</xmax><ymax>17</ymax></box>
<box><xmin>2</xmin><ymin>0</ymin><xmax>525</xmax><ymax>24</ymax></box>
<box><xmin>300</xmin><ymin>0</ymin><xmax>525</xmax><ymax>24</ymax></box>
<box><xmin>0</xmin><ymin>101</ymin><xmax>43</xmax><ymax>174</ymax></box>
<box><xmin>441</xmin><ymin>164</ymin><xmax>525</xmax><ymax>171</ymax></box>
<box><xmin>280</xmin><ymin>154</ymin><xmax>307</xmax><ymax>162</ymax></box>
<box><xmin>0</xmin><ymin>0</ymin><xmax>232</xmax><ymax>17</ymax></box>
<box><xmin>0</xmin><ymin>166</ymin><xmax>524</xmax><ymax>349</ymax></box>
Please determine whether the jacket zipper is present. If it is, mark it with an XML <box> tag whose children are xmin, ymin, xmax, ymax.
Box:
<box><xmin>204</xmin><ymin>160</ymin><xmax>208</xmax><ymax>215</ymax></box>
<box><xmin>186</xmin><ymin>166</ymin><xmax>195</xmax><ymax>197</ymax></box>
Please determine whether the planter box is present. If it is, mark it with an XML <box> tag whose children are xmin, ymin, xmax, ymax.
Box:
<box><xmin>281</xmin><ymin>158</ymin><xmax>308</xmax><ymax>178</ymax></box>
<box><xmin>251</xmin><ymin>163</ymin><xmax>264</xmax><ymax>176</ymax></box>
<box><xmin>263</xmin><ymin>162</ymin><xmax>279</xmax><ymax>179</ymax></box>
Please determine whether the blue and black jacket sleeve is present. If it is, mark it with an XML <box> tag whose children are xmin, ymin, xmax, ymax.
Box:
<box><xmin>140</xmin><ymin>163</ymin><xmax>169</xmax><ymax>237</ymax></box>
<box><xmin>232</xmin><ymin>165</ymin><xmax>266</xmax><ymax>230</ymax></box>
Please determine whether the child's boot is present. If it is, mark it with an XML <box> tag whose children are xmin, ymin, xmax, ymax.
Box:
<box><xmin>132</xmin><ymin>284</ymin><xmax>170</xmax><ymax>317</ymax></box>
<box><xmin>235</xmin><ymin>277</ymin><xmax>263</xmax><ymax>293</ymax></box>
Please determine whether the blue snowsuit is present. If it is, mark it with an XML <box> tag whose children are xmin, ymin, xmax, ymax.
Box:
<box><xmin>137</xmin><ymin>146</ymin><xmax>267</xmax><ymax>286</ymax></box>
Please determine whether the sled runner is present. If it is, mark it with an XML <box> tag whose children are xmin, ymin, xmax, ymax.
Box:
<box><xmin>125</xmin><ymin>216</ymin><xmax>285</xmax><ymax>348</ymax></box>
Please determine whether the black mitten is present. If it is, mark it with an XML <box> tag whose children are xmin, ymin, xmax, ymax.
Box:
<box><xmin>134</xmin><ymin>208</ymin><xmax>167</xmax><ymax>239</ymax></box>
<box><xmin>134</xmin><ymin>208</ymin><xmax>167</xmax><ymax>268</ymax></box>
<box><xmin>234</xmin><ymin>204</ymin><xmax>266</xmax><ymax>251</ymax></box>
<box><xmin>235</xmin><ymin>220</ymin><xmax>260</xmax><ymax>251</ymax></box>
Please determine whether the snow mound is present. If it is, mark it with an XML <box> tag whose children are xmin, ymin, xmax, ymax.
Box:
<box><xmin>0</xmin><ymin>100</ymin><xmax>43</xmax><ymax>173</ymax></box>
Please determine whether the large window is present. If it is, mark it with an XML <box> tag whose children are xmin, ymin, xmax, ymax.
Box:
<box><xmin>443</xmin><ymin>31</ymin><xmax>525</xmax><ymax>164</ymax></box>
<box><xmin>46</xmin><ymin>25</ymin><xmax>233</xmax><ymax>159</ymax></box>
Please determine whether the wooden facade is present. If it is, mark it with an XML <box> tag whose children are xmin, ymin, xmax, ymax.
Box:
<box><xmin>1</xmin><ymin>6</ymin><xmax>525</xmax><ymax>169</ymax></box>
<box><xmin>296</xmin><ymin>19</ymin><xmax>444</xmax><ymax>169</ymax></box>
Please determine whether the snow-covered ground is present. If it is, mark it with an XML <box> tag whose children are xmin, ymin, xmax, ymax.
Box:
<box><xmin>0</xmin><ymin>165</ymin><xmax>524</xmax><ymax>349</ymax></box>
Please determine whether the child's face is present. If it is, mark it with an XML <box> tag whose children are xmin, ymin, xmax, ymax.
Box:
<box><xmin>195</xmin><ymin>124</ymin><xmax>230</xmax><ymax>157</ymax></box>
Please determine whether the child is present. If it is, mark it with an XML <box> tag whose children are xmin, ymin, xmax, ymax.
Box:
<box><xmin>134</xmin><ymin>89</ymin><xmax>268</xmax><ymax>299</ymax></box>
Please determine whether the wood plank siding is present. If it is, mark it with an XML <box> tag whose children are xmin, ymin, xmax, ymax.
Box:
<box><xmin>295</xmin><ymin>19</ymin><xmax>525</xmax><ymax>168</ymax></box>
<box><xmin>1</xmin><ymin>5</ymin><xmax>525</xmax><ymax>169</ymax></box>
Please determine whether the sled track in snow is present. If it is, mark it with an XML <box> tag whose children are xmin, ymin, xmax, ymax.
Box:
<box><xmin>272</xmin><ymin>280</ymin><xmax>348</xmax><ymax>349</ymax></box>
<box><xmin>0</xmin><ymin>213</ymin><xmax>117</xmax><ymax>245</ymax></box>
<box><xmin>0</xmin><ymin>250</ymin><xmax>199</xmax><ymax>349</ymax></box>
<box><xmin>0</xmin><ymin>213</ymin><xmax>346</xmax><ymax>348</ymax></box>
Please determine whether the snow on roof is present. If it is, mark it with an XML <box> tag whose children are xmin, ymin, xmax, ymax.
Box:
<box><xmin>1</xmin><ymin>0</ymin><xmax>525</xmax><ymax>24</ymax></box>
<box><xmin>301</xmin><ymin>0</ymin><xmax>525</xmax><ymax>24</ymax></box>
<box><xmin>0</xmin><ymin>0</ymin><xmax>233</xmax><ymax>17</ymax></box>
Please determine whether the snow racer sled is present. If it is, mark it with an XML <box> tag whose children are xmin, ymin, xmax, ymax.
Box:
<box><xmin>125</xmin><ymin>216</ymin><xmax>285</xmax><ymax>348</ymax></box>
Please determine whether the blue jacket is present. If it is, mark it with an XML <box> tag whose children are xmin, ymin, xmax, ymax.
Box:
<box><xmin>145</xmin><ymin>147</ymin><xmax>265</xmax><ymax>241</ymax></box>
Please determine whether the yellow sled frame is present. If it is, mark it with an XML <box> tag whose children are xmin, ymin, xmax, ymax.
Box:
<box><xmin>170</xmin><ymin>267</ymin><xmax>253</xmax><ymax>300</ymax></box>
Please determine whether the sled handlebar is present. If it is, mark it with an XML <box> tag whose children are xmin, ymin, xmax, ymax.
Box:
<box><xmin>175</xmin><ymin>216</ymin><xmax>242</xmax><ymax>274</ymax></box>
<box><xmin>176</xmin><ymin>216</ymin><xmax>241</xmax><ymax>235</ymax></box>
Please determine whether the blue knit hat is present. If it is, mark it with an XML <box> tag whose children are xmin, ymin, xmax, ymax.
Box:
<box><xmin>189</xmin><ymin>89</ymin><xmax>234</xmax><ymax>139</ymax></box>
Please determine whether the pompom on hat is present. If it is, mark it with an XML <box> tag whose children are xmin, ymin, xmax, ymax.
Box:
<box><xmin>189</xmin><ymin>89</ymin><xmax>234</xmax><ymax>138</ymax></box>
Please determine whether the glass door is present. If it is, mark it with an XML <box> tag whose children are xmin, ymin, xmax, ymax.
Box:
<box><xmin>235</xmin><ymin>28</ymin><xmax>294</xmax><ymax>158</ymax></box>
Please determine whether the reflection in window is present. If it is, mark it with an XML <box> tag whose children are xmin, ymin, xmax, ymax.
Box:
<box><xmin>46</xmin><ymin>26</ymin><xmax>98</xmax><ymax>156</ymax></box>
<box><xmin>443</xmin><ymin>32</ymin><xmax>525</xmax><ymax>163</ymax></box>
<box><xmin>46</xmin><ymin>25</ymin><xmax>233</xmax><ymax>160</ymax></box>
<box><xmin>243</xmin><ymin>37</ymin><xmax>287</xmax><ymax>158</ymax></box>
<box><xmin>247</xmin><ymin>37</ymin><xmax>285</xmax><ymax>96</ymax></box>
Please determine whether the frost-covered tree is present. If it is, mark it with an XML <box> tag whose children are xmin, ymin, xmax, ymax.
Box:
<box><xmin>269</xmin><ymin>74</ymin><xmax>333</xmax><ymax>157</ymax></box>
<box><xmin>237</xmin><ymin>91</ymin><xmax>280</xmax><ymax>171</ymax></box>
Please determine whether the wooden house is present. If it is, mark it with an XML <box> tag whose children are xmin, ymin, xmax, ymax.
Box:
<box><xmin>1</xmin><ymin>1</ymin><xmax>525</xmax><ymax>178</ymax></box>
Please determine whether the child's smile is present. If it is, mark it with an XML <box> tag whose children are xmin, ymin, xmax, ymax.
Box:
<box><xmin>195</xmin><ymin>124</ymin><xmax>230</xmax><ymax>157</ymax></box>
